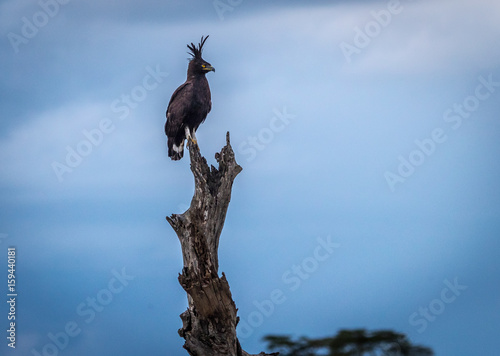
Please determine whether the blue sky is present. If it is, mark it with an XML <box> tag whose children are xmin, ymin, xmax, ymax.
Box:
<box><xmin>1</xmin><ymin>0</ymin><xmax>500</xmax><ymax>355</ymax></box>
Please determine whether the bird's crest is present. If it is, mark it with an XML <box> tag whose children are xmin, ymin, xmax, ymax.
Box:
<box><xmin>187</xmin><ymin>35</ymin><xmax>209</xmax><ymax>60</ymax></box>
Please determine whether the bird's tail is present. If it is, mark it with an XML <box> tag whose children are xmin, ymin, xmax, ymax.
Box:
<box><xmin>167</xmin><ymin>137</ymin><xmax>184</xmax><ymax>161</ymax></box>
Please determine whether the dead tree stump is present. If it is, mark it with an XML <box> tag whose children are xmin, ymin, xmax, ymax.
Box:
<box><xmin>166</xmin><ymin>132</ymin><xmax>278</xmax><ymax>356</ymax></box>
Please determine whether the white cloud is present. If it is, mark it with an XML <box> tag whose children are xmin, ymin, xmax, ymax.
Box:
<box><xmin>0</xmin><ymin>95</ymin><xmax>193</xmax><ymax>203</ymax></box>
<box><xmin>210</xmin><ymin>0</ymin><xmax>500</xmax><ymax>74</ymax></box>
<box><xmin>0</xmin><ymin>102</ymin><xmax>108</xmax><ymax>188</ymax></box>
<box><xmin>335</xmin><ymin>0</ymin><xmax>500</xmax><ymax>73</ymax></box>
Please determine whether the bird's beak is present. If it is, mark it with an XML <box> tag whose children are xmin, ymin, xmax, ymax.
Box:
<box><xmin>204</xmin><ymin>65</ymin><xmax>215</xmax><ymax>73</ymax></box>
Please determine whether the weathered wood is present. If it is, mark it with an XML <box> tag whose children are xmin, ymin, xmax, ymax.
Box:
<box><xmin>167</xmin><ymin>132</ymin><xmax>278</xmax><ymax>356</ymax></box>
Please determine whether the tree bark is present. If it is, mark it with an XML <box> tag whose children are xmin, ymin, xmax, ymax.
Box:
<box><xmin>166</xmin><ymin>132</ymin><xmax>278</xmax><ymax>356</ymax></box>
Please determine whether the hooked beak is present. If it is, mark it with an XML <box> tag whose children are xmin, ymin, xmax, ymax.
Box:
<box><xmin>203</xmin><ymin>65</ymin><xmax>215</xmax><ymax>73</ymax></box>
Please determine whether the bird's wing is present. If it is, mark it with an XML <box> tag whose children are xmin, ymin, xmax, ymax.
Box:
<box><xmin>165</xmin><ymin>81</ymin><xmax>193</xmax><ymax>136</ymax></box>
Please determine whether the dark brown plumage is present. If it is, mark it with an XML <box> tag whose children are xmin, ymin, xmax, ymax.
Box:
<box><xmin>165</xmin><ymin>35</ymin><xmax>215</xmax><ymax>160</ymax></box>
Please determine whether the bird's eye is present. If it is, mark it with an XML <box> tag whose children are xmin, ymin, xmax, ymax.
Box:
<box><xmin>202</xmin><ymin>64</ymin><xmax>206</xmax><ymax>68</ymax></box>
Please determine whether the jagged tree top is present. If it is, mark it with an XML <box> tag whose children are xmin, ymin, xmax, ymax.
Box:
<box><xmin>187</xmin><ymin>35</ymin><xmax>209</xmax><ymax>60</ymax></box>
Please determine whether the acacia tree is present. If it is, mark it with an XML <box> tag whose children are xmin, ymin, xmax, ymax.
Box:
<box><xmin>263</xmin><ymin>329</ymin><xmax>434</xmax><ymax>356</ymax></box>
<box><xmin>166</xmin><ymin>133</ymin><xmax>278</xmax><ymax>356</ymax></box>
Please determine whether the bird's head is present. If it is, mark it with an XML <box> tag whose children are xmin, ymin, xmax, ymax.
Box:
<box><xmin>187</xmin><ymin>35</ymin><xmax>215</xmax><ymax>76</ymax></box>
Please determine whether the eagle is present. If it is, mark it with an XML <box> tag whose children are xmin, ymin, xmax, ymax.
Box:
<box><xmin>165</xmin><ymin>35</ymin><xmax>215</xmax><ymax>160</ymax></box>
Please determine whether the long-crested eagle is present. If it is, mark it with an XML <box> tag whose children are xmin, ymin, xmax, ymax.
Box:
<box><xmin>165</xmin><ymin>35</ymin><xmax>215</xmax><ymax>160</ymax></box>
